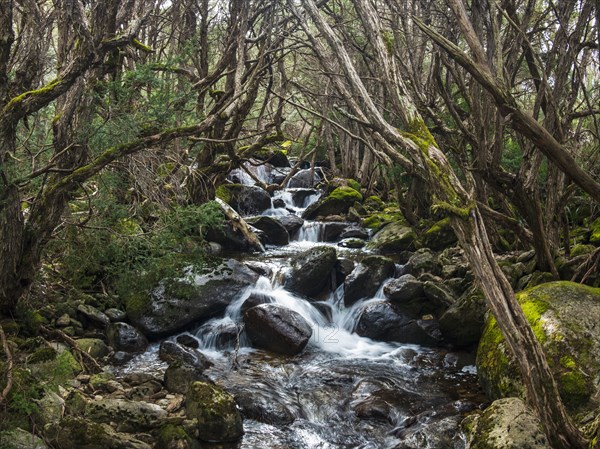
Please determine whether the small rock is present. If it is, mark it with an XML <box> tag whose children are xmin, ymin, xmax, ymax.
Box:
<box><xmin>56</xmin><ymin>314</ymin><xmax>71</xmax><ymax>327</ymax></box>
<box><xmin>105</xmin><ymin>308</ymin><xmax>127</xmax><ymax>322</ymax></box>
<box><xmin>74</xmin><ymin>338</ymin><xmax>110</xmax><ymax>359</ymax></box>
<box><xmin>176</xmin><ymin>334</ymin><xmax>199</xmax><ymax>349</ymax></box>
<box><xmin>107</xmin><ymin>322</ymin><xmax>148</xmax><ymax>353</ymax></box>
<box><xmin>164</xmin><ymin>362</ymin><xmax>209</xmax><ymax>394</ymax></box>
<box><xmin>77</xmin><ymin>304</ymin><xmax>110</xmax><ymax>327</ymax></box>
<box><xmin>159</xmin><ymin>341</ymin><xmax>213</xmax><ymax>370</ymax></box>
<box><xmin>384</xmin><ymin>274</ymin><xmax>424</xmax><ymax>302</ymax></box>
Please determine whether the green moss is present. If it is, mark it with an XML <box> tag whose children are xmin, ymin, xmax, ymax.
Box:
<box><xmin>28</xmin><ymin>347</ymin><xmax>58</xmax><ymax>364</ymax></box>
<box><xmin>328</xmin><ymin>186</ymin><xmax>363</xmax><ymax>203</ymax></box>
<box><xmin>590</xmin><ymin>218</ymin><xmax>600</xmax><ymax>245</ymax></box>
<box><xmin>5</xmin><ymin>78</ymin><xmax>61</xmax><ymax>110</ymax></box>
<box><xmin>362</xmin><ymin>212</ymin><xmax>403</xmax><ymax>230</ymax></box>
<box><xmin>346</xmin><ymin>179</ymin><xmax>361</xmax><ymax>193</ymax></box>
<box><xmin>132</xmin><ymin>38</ymin><xmax>153</xmax><ymax>52</ymax></box>
<box><xmin>364</xmin><ymin>195</ymin><xmax>384</xmax><ymax>211</ymax></box>
<box><xmin>571</xmin><ymin>244</ymin><xmax>596</xmax><ymax>257</ymax></box>
<box><xmin>559</xmin><ymin>370</ymin><xmax>591</xmax><ymax>408</ymax></box>
<box><xmin>125</xmin><ymin>292</ymin><xmax>152</xmax><ymax>316</ymax></box>
<box><xmin>156</xmin><ymin>424</ymin><xmax>192</xmax><ymax>449</ymax></box>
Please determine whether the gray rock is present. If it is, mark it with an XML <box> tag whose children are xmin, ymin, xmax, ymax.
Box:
<box><xmin>104</xmin><ymin>308</ymin><xmax>127</xmax><ymax>322</ymax></box>
<box><xmin>462</xmin><ymin>398</ymin><xmax>549</xmax><ymax>449</ymax></box>
<box><xmin>284</xmin><ymin>246</ymin><xmax>337</xmax><ymax>298</ymax></box>
<box><xmin>0</xmin><ymin>428</ymin><xmax>48</xmax><ymax>449</ymax></box>
<box><xmin>74</xmin><ymin>338</ymin><xmax>110</xmax><ymax>358</ymax></box>
<box><xmin>406</xmin><ymin>248</ymin><xmax>439</xmax><ymax>276</ymax></box>
<box><xmin>322</xmin><ymin>222</ymin><xmax>348</xmax><ymax>241</ymax></box>
<box><xmin>338</xmin><ymin>238</ymin><xmax>366</xmax><ymax>249</ymax></box>
<box><xmin>344</xmin><ymin>256</ymin><xmax>395</xmax><ymax>306</ymax></box>
<box><xmin>247</xmin><ymin>216</ymin><xmax>290</xmax><ymax>246</ymax></box>
<box><xmin>127</xmin><ymin>259</ymin><xmax>259</xmax><ymax>338</ymax></box>
<box><xmin>244</xmin><ymin>304</ymin><xmax>312</xmax><ymax>355</ymax></box>
<box><xmin>106</xmin><ymin>322</ymin><xmax>148</xmax><ymax>353</ymax></box>
<box><xmin>340</xmin><ymin>226</ymin><xmax>369</xmax><ymax>240</ymax></box>
<box><xmin>159</xmin><ymin>341</ymin><xmax>213</xmax><ymax>370</ymax></box>
<box><xmin>77</xmin><ymin>304</ymin><xmax>110</xmax><ymax>327</ymax></box>
<box><xmin>384</xmin><ymin>274</ymin><xmax>424</xmax><ymax>302</ymax></box>
<box><xmin>216</xmin><ymin>183</ymin><xmax>272</xmax><ymax>216</ymax></box>
<box><xmin>164</xmin><ymin>362</ymin><xmax>209</xmax><ymax>394</ymax></box>
<box><xmin>422</xmin><ymin>280</ymin><xmax>456</xmax><ymax>308</ymax></box>
<box><xmin>176</xmin><ymin>334</ymin><xmax>199</xmax><ymax>349</ymax></box>
<box><xmin>439</xmin><ymin>289</ymin><xmax>487</xmax><ymax>347</ymax></box>
<box><xmin>287</xmin><ymin>169</ymin><xmax>322</xmax><ymax>188</ymax></box>
<box><xmin>84</xmin><ymin>398</ymin><xmax>167</xmax><ymax>431</ymax></box>
<box><xmin>186</xmin><ymin>381</ymin><xmax>244</xmax><ymax>442</ymax></box>
<box><xmin>277</xmin><ymin>214</ymin><xmax>305</xmax><ymax>235</ymax></box>
<box><xmin>367</xmin><ymin>222</ymin><xmax>417</xmax><ymax>254</ymax></box>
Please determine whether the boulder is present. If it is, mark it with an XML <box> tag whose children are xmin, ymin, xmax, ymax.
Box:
<box><xmin>159</xmin><ymin>341</ymin><xmax>213</xmax><ymax>370</ymax></box>
<box><xmin>250</xmin><ymin>148</ymin><xmax>290</xmax><ymax>167</ymax></box>
<box><xmin>338</xmin><ymin>238</ymin><xmax>366</xmax><ymax>249</ymax></box>
<box><xmin>216</xmin><ymin>184</ymin><xmax>271</xmax><ymax>216</ymax></box>
<box><xmin>246</xmin><ymin>216</ymin><xmax>289</xmax><ymax>246</ymax></box>
<box><xmin>303</xmin><ymin>187</ymin><xmax>363</xmax><ymax>220</ymax></box>
<box><xmin>284</xmin><ymin>246</ymin><xmax>337</xmax><ymax>297</ymax></box>
<box><xmin>477</xmin><ymin>281</ymin><xmax>600</xmax><ymax>412</ymax></box>
<box><xmin>277</xmin><ymin>214</ymin><xmax>304</xmax><ymax>235</ymax></box>
<box><xmin>46</xmin><ymin>416</ymin><xmax>151</xmax><ymax>449</ymax></box>
<box><xmin>406</xmin><ymin>248</ymin><xmax>439</xmax><ymax>276</ymax></box>
<box><xmin>155</xmin><ymin>424</ymin><xmax>197</xmax><ymax>449</ymax></box>
<box><xmin>244</xmin><ymin>304</ymin><xmax>312</xmax><ymax>355</ymax></box>
<box><xmin>0</xmin><ymin>428</ymin><xmax>48</xmax><ymax>449</ymax></box>
<box><xmin>590</xmin><ymin>217</ymin><xmax>600</xmax><ymax>245</ymax></box>
<box><xmin>384</xmin><ymin>275</ymin><xmax>436</xmax><ymax>317</ymax></box>
<box><xmin>77</xmin><ymin>304</ymin><xmax>110</xmax><ymax>327</ymax></box>
<box><xmin>322</xmin><ymin>222</ymin><xmax>349</xmax><ymax>241</ymax></box>
<box><xmin>240</xmin><ymin>293</ymin><xmax>276</xmax><ymax>315</ymax></box>
<box><xmin>164</xmin><ymin>362</ymin><xmax>209</xmax><ymax>394</ymax></box>
<box><xmin>339</xmin><ymin>226</ymin><xmax>369</xmax><ymax>240</ymax></box>
<box><xmin>205</xmin><ymin>220</ymin><xmax>262</xmax><ymax>252</ymax></box>
<box><xmin>196</xmin><ymin>321</ymin><xmax>239</xmax><ymax>349</ymax></box>
<box><xmin>127</xmin><ymin>259</ymin><xmax>259</xmax><ymax>338</ymax></box>
<box><xmin>106</xmin><ymin>322</ymin><xmax>148</xmax><ymax>353</ymax></box>
<box><xmin>462</xmin><ymin>398</ymin><xmax>549</xmax><ymax>449</ymax></box>
<box><xmin>420</xmin><ymin>218</ymin><xmax>457</xmax><ymax>251</ymax></box>
<box><xmin>422</xmin><ymin>280</ymin><xmax>456</xmax><ymax>308</ymax></box>
<box><xmin>74</xmin><ymin>338</ymin><xmax>110</xmax><ymax>359</ymax></box>
<box><xmin>104</xmin><ymin>308</ymin><xmax>127</xmax><ymax>322</ymax></box>
<box><xmin>367</xmin><ymin>222</ymin><xmax>417</xmax><ymax>254</ymax></box>
<box><xmin>233</xmin><ymin>390</ymin><xmax>297</xmax><ymax>425</ymax></box>
<box><xmin>287</xmin><ymin>169</ymin><xmax>322</xmax><ymax>188</ymax></box>
<box><xmin>186</xmin><ymin>381</ymin><xmax>244</xmax><ymax>442</ymax></box>
<box><xmin>355</xmin><ymin>301</ymin><xmax>443</xmax><ymax>346</ymax></box>
<box><xmin>344</xmin><ymin>256</ymin><xmax>396</xmax><ymax>306</ymax></box>
<box><xmin>439</xmin><ymin>289</ymin><xmax>487</xmax><ymax>347</ymax></box>
<box><xmin>290</xmin><ymin>188</ymin><xmax>319</xmax><ymax>207</ymax></box>
<box><xmin>176</xmin><ymin>334</ymin><xmax>199</xmax><ymax>349</ymax></box>
<box><xmin>84</xmin><ymin>398</ymin><xmax>167</xmax><ymax>431</ymax></box>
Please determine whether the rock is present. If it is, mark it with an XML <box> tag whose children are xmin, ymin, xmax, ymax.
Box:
<box><xmin>164</xmin><ymin>362</ymin><xmax>209</xmax><ymax>394</ymax></box>
<box><xmin>205</xmin><ymin>220</ymin><xmax>262</xmax><ymax>252</ymax></box>
<box><xmin>106</xmin><ymin>322</ymin><xmax>148</xmax><ymax>353</ymax></box>
<box><xmin>284</xmin><ymin>246</ymin><xmax>337</xmax><ymax>297</ymax></box>
<box><xmin>127</xmin><ymin>259</ymin><xmax>259</xmax><ymax>338</ymax></box>
<box><xmin>422</xmin><ymin>280</ymin><xmax>456</xmax><ymax>308</ymax></box>
<box><xmin>420</xmin><ymin>218</ymin><xmax>457</xmax><ymax>250</ymax></box>
<box><xmin>159</xmin><ymin>341</ymin><xmax>213</xmax><ymax>370</ymax></box>
<box><xmin>176</xmin><ymin>334</ymin><xmax>199</xmax><ymax>349</ymax></box>
<box><xmin>289</xmin><ymin>188</ymin><xmax>319</xmax><ymax>207</ymax></box>
<box><xmin>384</xmin><ymin>275</ymin><xmax>424</xmax><ymax>303</ymax></box>
<box><xmin>155</xmin><ymin>424</ymin><xmax>197</xmax><ymax>449</ymax></box>
<box><xmin>406</xmin><ymin>248</ymin><xmax>439</xmax><ymax>276</ymax></box>
<box><xmin>244</xmin><ymin>304</ymin><xmax>312</xmax><ymax>355</ymax></box>
<box><xmin>344</xmin><ymin>256</ymin><xmax>395</xmax><ymax>306</ymax></box>
<box><xmin>273</xmin><ymin>198</ymin><xmax>286</xmax><ymax>208</ymax></box>
<box><xmin>590</xmin><ymin>217</ymin><xmax>600</xmax><ymax>245</ymax></box>
<box><xmin>338</xmin><ymin>238</ymin><xmax>366</xmax><ymax>249</ymax></box>
<box><xmin>355</xmin><ymin>301</ymin><xmax>443</xmax><ymax>346</ymax></box>
<box><xmin>186</xmin><ymin>381</ymin><xmax>244</xmax><ymax>442</ymax></box>
<box><xmin>56</xmin><ymin>313</ymin><xmax>71</xmax><ymax>327</ymax></box>
<box><xmin>367</xmin><ymin>221</ymin><xmax>417</xmax><ymax>254</ymax></box>
<box><xmin>74</xmin><ymin>338</ymin><xmax>110</xmax><ymax>359</ymax></box>
<box><xmin>250</xmin><ymin>148</ymin><xmax>290</xmax><ymax>167</ymax></box>
<box><xmin>303</xmin><ymin>186</ymin><xmax>363</xmax><ymax>220</ymax></box>
<box><xmin>287</xmin><ymin>169</ymin><xmax>322</xmax><ymax>188</ymax></box>
<box><xmin>196</xmin><ymin>321</ymin><xmax>239</xmax><ymax>349</ymax></box>
<box><xmin>246</xmin><ymin>216</ymin><xmax>289</xmax><ymax>245</ymax></box>
<box><xmin>84</xmin><ymin>398</ymin><xmax>167</xmax><ymax>431</ymax></box>
<box><xmin>0</xmin><ymin>428</ymin><xmax>48</xmax><ymax>449</ymax></box>
<box><xmin>477</xmin><ymin>281</ymin><xmax>600</xmax><ymax>412</ymax></box>
<box><xmin>35</xmin><ymin>391</ymin><xmax>65</xmax><ymax>427</ymax></box>
<box><xmin>340</xmin><ymin>226</ymin><xmax>369</xmax><ymax>240</ymax></box>
<box><xmin>439</xmin><ymin>289</ymin><xmax>487</xmax><ymax>347</ymax></box>
<box><xmin>320</xmin><ymin>222</ymin><xmax>347</xmax><ymax>241</ymax></box>
<box><xmin>77</xmin><ymin>304</ymin><xmax>110</xmax><ymax>327</ymax></box>
<box><xmin>277</xmin><ymin>214</ymin><xmax>304</xmax><ymax>235</ymax></box>
<box><xmin>104</xmin><ymin>308</ymin><xmax>127</xmax><ymax>322</ymax></box>
<box><xmin>216</xmin><ymin>184</ymin><xmax>271</xmax><ymax>216</ymax></box>
<box><xmin>462</xmin><ymin>398</ymin><xmax>549</xmax><ymax>449</ymax></box>
<box><xmin>46</xmin><ymin>416</ymin><xmax>152</xmax><ymax>449</ymax></box>
<box><xmin>240</xmin><ymin>293</ymin><xmax>276</xmax><ymax>315</ymax></box>
<box><xmin>233</xmin><ymin>390</ymin><xmax>297</xmax><ymax>425</ymax></box>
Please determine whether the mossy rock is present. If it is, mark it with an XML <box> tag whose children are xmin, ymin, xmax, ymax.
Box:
<box><xmin>28</xmin><ymin>346</ymin><xmax>58</xmax><ymax>364</ymax></box>
<box><xmin>571</xmin><ymin>243</ymin><xmax>596</xmax><ymax>257</ymax></box>
<box><xmin>302</xmin><ymin>186</ymin><xmax>363</xmax><ymax>220</ymax></box>
<box><xmin>74</xmin><ymin>338</ymin><xmax>109</xmax><ymax>359</ymax></box>
<box><xmin>248</xmin><ymin>147</ymin><xmax>290</xmax><ymax>167</ymax></box>
<box><xmin>185</xmin><ymin>382</ymin><xmax>243</xmax><ymax>443</ymax></box>
<box><xmin>364</xmin><ymin>195</ymin><xmax>384</xmax><ymax>211</ymax></box>
<box><xmin>420</xmin><ymin>218</ymin><xmax>457</xmax><ymax>251</ymax></box>
<box><xmin>590</xmin><ymin>217</ymin><xmax>600</xmax><ymax>245</ymax></box>
<box><xmin>156</xmin><ymin>424</ymin><xmax>199</xmax><ymax>449</ymax></box>
<box><xmin>367</xmin><ymin>221</ymin><xmax>417</xmax><ymax>254</ymax></box>
<box><xmin>477</xmin><ymin>281</ymin><xmax>600</xmax><ymax>412</ymax></box>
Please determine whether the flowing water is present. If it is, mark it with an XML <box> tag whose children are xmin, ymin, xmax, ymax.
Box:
<box><xmin>116</xmin><ymin>166</ymin><xmax>484</xmax><ymax>448</ymax></box>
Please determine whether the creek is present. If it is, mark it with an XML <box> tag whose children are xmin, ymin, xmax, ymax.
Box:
<box><xmin>115</xmin><ymin>162</ymin><xmax>485</xmax><ymax>448</ymax></box>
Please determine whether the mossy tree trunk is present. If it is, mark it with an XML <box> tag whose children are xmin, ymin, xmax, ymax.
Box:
<box><xmin>292</xmin><ymin>0</ymin><xmax>587</xmax><ymax>447</ymax></box>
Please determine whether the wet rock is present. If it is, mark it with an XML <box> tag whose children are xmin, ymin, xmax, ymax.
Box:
<box><xmin>104</xmin><ymin>308</ymin><xmax>127</xmax><ymax>322</ymax></box>
<box><xmin>247</xmin><ymin>216</ymin><xmax>290</xmax><ymax>246</ymax></box>
<box><xmin>250</xmin><ymin>148</ymin><xmax>290</xmax><ymax>167</ymax></box>
<box><xmin>336</xmin><ymin>258</ymin><xmax>355</xmax><ymax>283</ymax></box>
<box><xmin>74</xmin><ymin>338</ymin><xmax>110</xmax><ymax>359</ymax></box>
<box><xmin>420</xmin><ymin>218</ymin><xmax>457</xmax><ymax>251</ymax></box>
<box><xmin>338</xmin><ymin>238</ymin><xmax>366</xmax><ymax>249</ymax></box>
<box><xmin>406</xmin><ymin>248</ymin><xmax>439</xmax><ymax>276</ymax></box>
<box><xmin>439</xmin><ymin>289</ymin><xmax>487</xmax><ymax>347</ymax></box>
<box><xmin>46</xmin><ymin>416</ymin><xmax>152</xmax><ymax>449</ymax></box>
<box><xmin>77</xmin><ymin>304</ymin><xmax>110</xmax><ymax>327</ymax></box>
<box><xmin>234</xmin><ymin>390</ymin><xmax>297</xmax><ymax>425</ymax></box>
<box><xmin>340</xmin><ymin>226</ymin><xmax>369</xmax><ymax>240</ymax></box>
<box><xmin>155</xmin><ymin>424</ymin><xmax>197</xmax><ymax>449</ymax></box>
<box><xmin>216</xmin><ymin>183</ymin><xmax>271</xmax><ymax>216</ymax></box>
<box><xmin>159</xmin><ymin>341</ymin><xmax>213</xmax><ymax>370</ymax></box>
<box><xmin>477</xmin><ymin>281</ymin><xmax>600</xmax><ymax>411</ymax></box>
<box><xmin>0</xmin><ymin>428</ymin><xmax>48</xmax><ymax>449</ymax></box>
<box><xmin>322</xmin><ymin>222</ymin><xmax>348</xmax><ymax>241</ymax></box>
<box><xmin>176</xmin><ymin>334</ymin><xmax>199</xmax><ymax>349</ymax></box>
<box><xmin>384</xmin><ymin>275</ymin><xmax>424</xmax><ymax>303</ymax></box>
<box><xmin>244</xmin><ymin>260</ymin><xmax>274</xmax><ymax>277</ymax></box>
<box><xmin>303</xmin><ymin>187</ymin><xmax>363</xmax><ymax>220</ymax></box>
<box><xmin>186</xmin><ymin>381</ymin><xmax>244</xmax><ymax>442</ymax></box>
<box><xmin>164</xmin><ymin>362</ymin><xmax>210</xmax><ymax>394</ymax></box>
<box><xmin>244</xmin><ymin>304</ymin><xmax>312</xmax><ymax>355</ymax></box>
<box><xmin>422</xmin><ymin>280</ymin><xmax>456</xmax><ymax>308</ymax></box>
<box><xmin>367</xmin><ymin>222</ymin><xmax>417</xmax><ymax>254</ymax></box>
<box><xmin>272</xmin><ymin>198</ymin><xmax>286</xmax><ymax>208</ymax></box>
<box><xmin>196</xmin><ymin>321</ymin><xmax>239</xmax><ymax>349</ymax></box>
<box><xmin>344</xmin><ymin>256</ymin><xmax>396</xmax><ymax>306</ymax></box>
<box><xmin>127</xmin><ymin>259</ymin><xmax>259</xmax><ymax>338</ymax></box>
<box><xmin>205</xmin><ymin>220</ymin><xmax>262</xmax><ymax>252</ymax></box>
<box><xmin>84</xmin><ymin>398</ymin><xmax>167</xmax><ymax>431</ymax></box>
<box><xmin>277</xmin><ymin>214</ymin><xmax>304</xmax><ymax>235</ymax></box>
<box><xmin>287</xmin><ymin>169</ymin><xmax>322</xmax><ymax>188</ymax></box>
<box><xmin>355</xmin><ymin>301</ymin><xmax>443</xmax><ymax>346</ymax></box>
<box><xmin>240</xmin><ymin>293</ymin><xmax>276</xmax><ymax>315</ymax></box>
<box><xmin>290</xmin><ymin>188</ymin><xmax>319</xmax><ymax>207</ymax></box>
<box><xmin>462</xmin><ymin>398</ymin><xmax>549</xmax><ymax>449</ymax></box>
<box><xmin>56</xmin><ymin>313</ymin><xmax>71</xmax><ymax>327</ymax></box>
<box><xmin>107</xmin><ymin>322</ymin><xmax>148</xmax><ymax>353</ymax></box>
<box><xmin>284</xmin><ymin>246</ymin><xmax>337</xmax><ymax>298</ymax></box>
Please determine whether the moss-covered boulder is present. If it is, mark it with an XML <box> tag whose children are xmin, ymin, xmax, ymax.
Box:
<box><xmin>302</xmin><ymin>186</ymin><xmax>363</xmax><ymax>220</ymax></box>
<box><xmin>215</xmin><ymin>184</ymin><xmax>271</xmax><ymax>216</ymax></box>
<box><xmin>156</xmin><ymin>424</ymin><xmax>199</xmax><ymax>449</ymax></box>
<box><xmin>185</xmin><ymin>381</ymin><xmax>244</xmax><ymax>443</ymax></box>
<box><xmin>420</xmin><ymin>218</ymin><xmax>457</xmax><ymax>251</ymax></box>
<box><xmin>367</xmin><ymin>221</ymin><xmax>417</xmax><ymax>254</ymax></box>
<box><xmin>249</xmin><ymin>147</ymin><xmax>290</xmax><ymax>167</ymax></box>
<box><xmin>439</xmin><ymin>289</ymin><xmax>487</xmax><ymax>347</ymax></box>
<box><xmin>590</xmin><ymin>217</ymin><xmax>600</xmax><ymax>245</ymax></box>
<box><xmin>126</xmin><ymin>259</ymin><xmax>259</xmax><ymax>339</ymax></box>
<box><xmin>0</xmin><ymin>428</ymin><xmax>48</xmax><ymax>449</ymax></box>
<box><xmin>361</xmin><ymin>208</ymin><xmax>404</xmax><ymax>231</ymax></box>
<box><xmin>284</xmin><ymin>246</ymin><xmax>337</xmax><ymax>298</ymax></box>
<box><xmin>84</xmin><ymin>398</ymin><xmax>167</xmax><ymax>431</ymax></box>
<box><xmin>73</xmin><ymin>338</ymin><xmax>110</xmax><ymax>359</ymax></box>
<box><xmin>477</xmin><ymin>281</ymin><xmax>600</xmax><ymax>412</ymax></box>
<box><xmin>462</xmin><ymin>398</ymin><xmax>549</xmax><ymax>449</ymax></box>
